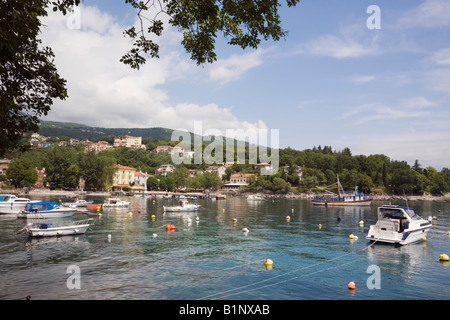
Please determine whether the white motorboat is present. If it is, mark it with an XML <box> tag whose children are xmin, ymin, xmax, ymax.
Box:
<box><xmin>0</xmin><ymin>194</ymin><xmax>38</xmax><ymax>214</ymax></box>
<box><xmin>366</xmin><ymin>205</ymin><xmax>432</xmax><ymax>245</ymax></box>
<box><xmin>63</xmin><ymin>199</ymin><xmax>93</xmax><ymax>208</ymax></box>
<box><xmin>18</xmin><ymin>218</ymin><xmax>94</xmax><ymax>237</ymax></box>
<box><xmin>17</xmin><ymin>202</ymin><xmax>77</xmax><ymax>219</ymax></box>
<box><xmin>247</xmin><ymin>194</ymin><xmax>265</xmax><ymax>201</ymax></box>
<box><xmin>102</xmin><ymin>198</ymin><xmax>130</xmax><ymax>207</ymax></box>
<box><xmin>164</xmin><ymin>199</ymin><xmax>200</xmax><ymax>212</ymax></box>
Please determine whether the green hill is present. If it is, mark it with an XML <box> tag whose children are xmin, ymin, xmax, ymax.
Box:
<box><xmin>38</xmin><ymin>120</ymin><xmax>174</xmax><ymax>140</ymax></box>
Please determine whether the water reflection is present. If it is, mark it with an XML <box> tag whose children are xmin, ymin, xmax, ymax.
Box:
<box><xmin>1</xmin><ymin>195</ymin><xmax>450</xmax><ymax>300</ymax></box>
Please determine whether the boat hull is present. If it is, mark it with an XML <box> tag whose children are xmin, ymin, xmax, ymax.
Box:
<box><xmin>27</xmin><ymin>224</ymin><xmax>90</xmax><ymax>237</ymax></box>
<box><xmin>17</xmin><ymin>210</ymin><xmax>76</xmax><ymax>219</ymax></box>
<box><xmin>312</xmin><ymin>199</ymin><xmax>372</xmax><ymax>206</ymax></box>
<box><xmin>366</xmin><ymin>224</ymin><xmax>431</xmax><ymax>245</ymax></box>
<box><xmin>163</xmin><ymin>206</ymin><xmax>199</xmax><ymax>212</ymax></box>
<box><xmin>0</xmin><ymin>203</ymin><xmax>29</xmax><ymax>214</ymax></box>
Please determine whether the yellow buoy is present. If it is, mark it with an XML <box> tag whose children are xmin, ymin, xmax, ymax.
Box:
<box><xmin>264</xmin><ymin>258</ymin><xmax>273</xmax><ymax>266</ymax></box>
<box><xmin>319</xmin><ymin>224</ymin><xmax>322</xmax><ymax>229</ymax></box>
<box><xmin>286</xmin><ymin>216</ymin><xmax>291</xmax><ymax>221</ymax></box>
<box><xmin>359</xmin><ymin>220</ymin><xmax>364</xmax><ymax>226</ymax></box>
<box><xmin>422</xmin><ymin>236</ymin><xmax>427</xmax><ymax>241</ymax></box>
<box><xmin>439</xmin><ymin>254</ymin><xmax>449</xmax><ymax>261</ymax></box>
<box><xmin>233</xmin><ymin>218</ymin><xmax>237</xmax><ymax>223</ymax></box>
<box><xmin>447</xmin><ymin>231</ymin><xmax>450</xmax><ymax>235</ymax></box>
<box><xmin>349</xmin><ymin>234</ymin><xmax>358</xmax><ymax>240</ymax></box>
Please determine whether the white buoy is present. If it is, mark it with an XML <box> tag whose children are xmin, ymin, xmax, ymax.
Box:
<box><xmin>242</xmin><ymin>227</ymin><xmax>249</xmax><ymax>233</ymax></box>
<box><xmin>108</xmin><ymin>234</ymin><xmax>112</xmax><ymax>242</ymax></box>
<box><xmin>153</xmin><ymin>233</ymin><xmax>157</xmax><ymax>238</ymax></box>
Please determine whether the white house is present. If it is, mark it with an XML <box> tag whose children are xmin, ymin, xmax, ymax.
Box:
<box><xmin>156</xmin><ymin>164</ymin><xmax>174</xmax><ymax>177</ymax></box>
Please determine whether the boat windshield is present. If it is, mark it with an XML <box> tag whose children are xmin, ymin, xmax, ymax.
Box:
<box><xmin>0</xmin><ymin>195</ymin><xmax>11</xmax><ymax>202</ymax></box>
<box><xmin>379</xmin><ymin>208</ymin><xmax>406</xmax><ymax>219</ymax></box>
<box><xmin>404</xmin><ymin>208</ymin><xmax>420</xmax><ymax>221</ymax></box>
<box><xmin>380</xmin><ymin>207</ymin><xmax>420</xmax><ymax>221</ymax></box>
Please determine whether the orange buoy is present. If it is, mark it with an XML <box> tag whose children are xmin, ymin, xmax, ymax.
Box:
<box><xmin>166</xmin><ymin>224</ymin><xmax>176</xmax><ymax>231</ymax></box>
<box><xmin>348</xmin><ymin>281</ymin><xmax>355</xmax><ymax>290</ymax></box>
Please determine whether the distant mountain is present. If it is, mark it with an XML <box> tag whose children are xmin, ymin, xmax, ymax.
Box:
<box><xmin>38</xmin><ymin>121</ymin><xmax>174</xmax><ymax>140</ymax></box>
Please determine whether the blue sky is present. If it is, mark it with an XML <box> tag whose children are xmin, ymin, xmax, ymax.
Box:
<box><xmin>40</xmin><ymin>0</ymin><xmax>450</xmax><ymax>169</ymax></box>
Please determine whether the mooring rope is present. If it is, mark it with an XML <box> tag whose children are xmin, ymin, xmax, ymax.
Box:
<box><xmin>197</xmin><ymin>239</ymin><xmax>379</xmax><ymax>300</ymax></box>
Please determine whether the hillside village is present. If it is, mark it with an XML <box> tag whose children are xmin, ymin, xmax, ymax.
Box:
<box><xmin>3</xmin><ymin>132</ymin><xmax>290</xmax><ymax>193</ymax></box>
<box><xmin>3</xmin><ymin>124</ymin><xmax>450</xmax><ymax>197</ymax></box>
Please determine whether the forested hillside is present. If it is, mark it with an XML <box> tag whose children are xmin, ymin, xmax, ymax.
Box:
<box><xmin>3</xmin><ymin>121</ymin><xmax>449</xmax><ymax>195</ymax></box>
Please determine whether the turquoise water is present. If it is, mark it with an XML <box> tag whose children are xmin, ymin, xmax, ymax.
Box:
<box><xmin>0</xmin><ymin>195</ymin><xmax>449</xmax><ymax>300</ymax></box>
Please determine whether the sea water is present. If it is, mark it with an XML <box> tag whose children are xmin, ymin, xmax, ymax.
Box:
<box><xmin>0</xmin><ymin>196</ymin><xmax>449</xmax><ymax>300</ymax></box>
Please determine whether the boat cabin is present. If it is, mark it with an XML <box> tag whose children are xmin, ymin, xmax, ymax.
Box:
<box><xmin>0</xmin><ymin>195</ymin><xmax>13</xmax><ymax>202</ymax></box>
<box><xmin>24</xmin><ymin>202</ymin><xmax>61</xmax><ymax>213</ymax></box>
<box><xmin>377</xmin><ymin>205</ymin><xmax>420</xmax><ymax>232</ymax></box>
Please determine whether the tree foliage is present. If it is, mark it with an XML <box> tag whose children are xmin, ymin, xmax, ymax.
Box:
<box><xmin>121</xmin><ymin>0</ymin><xmax>301</xmax><ymax>68</ymax></box>
<box><xmin>0</xmin><ymin>0</ymin><xmax>68</xmax><ymax>156</ymax></box>
<box><xmin>6</xmin><ymin>157</ymin><xmax>38</xmax><ymax>188</ymax></box>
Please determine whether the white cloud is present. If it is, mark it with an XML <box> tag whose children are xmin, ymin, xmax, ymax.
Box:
<box><xmin>297</xmin><ymin>35</ymin><xmax>372</xmax><ymax>59</ymax></box>
<box><xmin>39</xmin><ymin>4</ymin><xmax>267</xmax><ymax>134</ymax></box>
<box><xmin>348</xmin><ymin>74</ymin><xmax>376</xmax><ymax>84</ymax></box>
<box><xmin>397</xmin><ymin>0</ymin><xmax>450</xmax><ymax>28</ymax></box>
<box><xmin>426</xmin><ymin>68</ymin><xmax>450</xmax><ymax>93</ymax></box>
<box><xmin>339</xmin><ymin>97</ymin><xmax>437</xmax><ymax>125</ymax></box>
<box><xmin>294</xmin><ymin>22</ymin><xmax>381</xmax><ymax>59</ymax></box>
<box><xmin>428</xmin><ymin>48</ymin><xmax>450</xmax><ymax>66</ymax></box>
<box><xmin>208</xmin><ymin>48</ymin><xmax>271</xmax><ymax>85</ymax></box>
<box><xmin>348</xmin><ymin>131</ymin><xmax>450</xmax><ymax>170</ymax></box>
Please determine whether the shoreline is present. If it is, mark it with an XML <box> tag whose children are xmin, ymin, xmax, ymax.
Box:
<box><xmin>9</xmin><ymin>188</ymin><xmax>450</xmax><ymax>202</ymax></box>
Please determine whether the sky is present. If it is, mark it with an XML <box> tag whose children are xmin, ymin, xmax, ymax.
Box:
<box><xmin>39</xmin><ymin>0</ymin><xmax>450</xmax><ymax>170</ymax></box>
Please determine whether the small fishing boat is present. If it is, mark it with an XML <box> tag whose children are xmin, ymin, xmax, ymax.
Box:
<box><xmin>86</xmin><ymin>203</ymin><xmax>102</xmax><ymax>210</ymax></box>
<box><xmin>102</xmin><ymin>198</ymin><xmax>130</xmax><ymax>207</ymax></box>
<box><xmin>164</xmin><ymin>199</ymin><xmax>200</xmax><ymax>212</ymax></box>
<box><xmin>17</xmin><ymin>202</ymin><xmax>77</xmax><ymax>219</ymax></box>
<box><xmin>366</xmin><ymin>205</ymin><xmax>432</xmax><ymax>245</ymax></box>
<box><xmin>17</xmin><ymin>218</ymin><xmax>94</xmax><ymax>237</ymax></box>
<box><xmin>0</xmin><ymin>194</ymin><xmax>38</xmax><ymax>214</ymax></box>
<box><xmin>312</xmin><ymin>176</ymin><xmax>372</xmax><ymax>206</ymax></box>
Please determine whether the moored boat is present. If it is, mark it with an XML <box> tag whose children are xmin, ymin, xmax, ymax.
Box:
<box><xmin>312</xmin><ymin>175</ymin><xmax>372</xmax><ymax>206</ymax></box>
<box><xmin>86</xmin><ymin>203</ymin><xmax>102</xmax><ymax>210</ymax></box>
<box><xmin>63</xmin><ymin>199</ymin><xmax>93</xmax><ymax>208</ymax></box>
<box><xmin>0</xmin><ymin>194</ymin><xmax>38</xmax><ymax>214</ymax></box>
<box><xmin>17</xmin><ymin>202</ymin><xmax>77</xmax><ymax>219</ymax></box>
<box><xmin>163</xmin><ymin>199</ymin><xmax>200</xmax><ymax>212</ymax></box>
<box><xmin>18</xmin><ymin>218</ymin><xmax>94</xmax><ymax>237</ymax></box>
<box><xmin>366</xmin><ymin>205</ymin><xmax>432</xmax><ymax>245</ymax></box>
<box><xmin>311</xmin><ymin>192</ymin><xmax>372</xmax><ymax>206</ymax></box>
<box><xmin>102</xmin><ymin>198</ymin><xmax>130</xmax><ymax>207</ymax></box>
<box><xmin>247</xmin><ymin>194</ymin><xmax>265</xmax><ymax>201</ymax></box>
